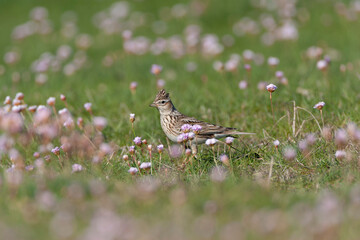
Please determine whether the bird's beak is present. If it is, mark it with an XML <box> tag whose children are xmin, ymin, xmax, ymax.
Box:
<box><xmin>149</xmin><ymin>102</ymin><xmax>157</xmax><ymax>107</ymax></box>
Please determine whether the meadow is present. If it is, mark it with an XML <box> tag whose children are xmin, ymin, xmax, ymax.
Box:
<box><xmin>1</xmin><ymin>0</ymin><xmax>360</xmax><ymax>239</ymax></box>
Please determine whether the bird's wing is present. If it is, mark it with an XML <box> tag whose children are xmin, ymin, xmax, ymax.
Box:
<box><xmin>177</xmin><ymin>115</ymin><xmax>236</xmax><ymax>137</ymax></box>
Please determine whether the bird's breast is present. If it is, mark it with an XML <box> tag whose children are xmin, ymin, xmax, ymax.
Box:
<box><xmin>160</xmin><ymin>115</ymin><xmax>180</xmax><ymax>142</ymax></box>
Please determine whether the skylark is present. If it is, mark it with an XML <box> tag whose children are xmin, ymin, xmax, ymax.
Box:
<box><xmin>150</xmin><ymin>89</ymin><xmax>253</xmax><ymax>152</ymax></box>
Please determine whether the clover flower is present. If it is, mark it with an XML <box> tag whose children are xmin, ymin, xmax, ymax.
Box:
<box><xmin>140</xmin><ymin>162</ymin><xmax>151</xmax><ymax>170</ymax></box>
<box><xmin>266</xmin><ymin>83</ymin><xmax>277</xmax><ymax>93</ymax></box>
<box><xmin>181</xmin><ymin>124</ymin><xmax>192</xmax><ymax>133</ymax></box>
<box><xmin>188</xmin><ymin>132</ymin><xmax>195</xmax><ymax>140</ymax></box>
<box><xmin>130</xmin><ymin>81</ymin><xmax>138</xmax><ymax>93</ymax></box>
<box><xmin>93</xmin><ymin>117</ymin><xmax>107</xmax><ymax>131</ymax></box>
<box><xmin>128</xmin><ymin>167</ymin><xmax>138</xmax><ymax>175</ymax></box>
<box><xmin>129</xmin><ymin>146</ymin><xmax>135</xmax><ymax>155</ymax></box>
<box><xmin>157</xmin><ymin>144</ymin><xmax>164</xmax><ymax>153</ymax></box>
<box><xmin>15</xmin><ymin>92</ymin><xmax>24</xmax><ymax>100</ymax></box>
<box><xmin>205</xmin><ymin>138</ymin><xmax>218</xmax><ymax>146</ymax></box>
<box><xmin>84</xmin><ymin>102</ymin><xmax>92</xmax><ymax>113</ymax></box>
<box><xmin>133</xmin><ymin>137</ymin><xmax>142</xmax><ymax>146</ymax></box>
<box><xmin>313</xmin><ymin>101</ymin><xmax>325</xmax><ymax>110</ymax></box>
<box><xmin>192</xmin><ymin>124</ymin><xmax>202</xmax><ymax>134</ymax></box>
<box><xmin>51</xmin><ymin>147</ymin><xmax>60</xmax><ymax>156</ymax></box>
<box><xmin>273</xmin><ymin>140</ymin><xmax>280</xmax><ymax>147</ymax></box>
<box><xmin>219</xmin><ymin>154</ymin><xmax>230</xmax><ymax>166</ymax></box>
<box><xmin>60</xmin><ymin>94</ymin><xmax>66</xmax><ymax>101</ymax></box>
<box><xmin>47</xmin><ymin>97</ymin><xmax>55</xmax><ymax>106</ymax></box>
<box><xmin>177</xmin><ymin>134</ymin><xmax>184</xmax><ymax>143</ymax></box>
<box><xmin>335</xmin><ymin>150</ymin><xmax>346</xmax><ymax>160</ymax></box>
<box><xmin>317</xmin><ymin>60</ymin><xmax>327</xmax><ymax>71</ymax></box>
<box><xmin>72</xmin><ymin>164</ymin><xmax>83</xmax><ymax>173</ymax></box>
<box><xmin>238</xmin><ymin>80</ymin><xmax>248</xmax><ymax>90</ymax></box>
<box><xmin>4</xmin><ymin>96</ymin><xmax>11</xmax><ymax>105</ymax></box>
<box><xmin>275</xmin><ymin>71</ymin><xmax>284</xmax><ymax>79</ymax></box>
<box><xmin>225</xmin><ymin>137</ymin><xmax>234</xmax><ymax>145</ymax></box>
<box><xmin>28</xmin><ymin>105</ymin><xmax>37</xmax><ymax>113</ymax></box>
<box><xmin>185</xmin><ymin>149</ymin><xmax>192</xmax><ymax>157</ymax></box>
<box><xmin>156</xmin><ymin>79</ymin><xmax>165</xmax><ymax>89</ymax></box>
<box><xmin>77</xmin><ymin>117</ymin><xmax>83</xmax><ymax>128</ymax></box>
<box><xmin>129</xmin><ymin>113</ymin><xmax>135</xmax><ymax>123</ymax></box>
<box><xmin>151</xmin><ymin>64</ymin><xmax>163</xmax><ymax>75</ymax></box>
<box><xmin>244</xmin><ymin>64</ymin><xmax>251</xmax><ymax>72</ymax></box>
<box><xmin>267</xmin><ymin>57</ymin><xmax>279</xmax><ymax>67</ymax></box>
<box><xmin>123</xmin><ymin>155</ymin><xmax>129</xmax><ymax>161</ymax></box>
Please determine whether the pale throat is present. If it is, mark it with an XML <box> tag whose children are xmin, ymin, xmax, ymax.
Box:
<box><xmin>158</xmin><ymin>102</ymin><xmax>176</xmax><ymax>115</ymax></box>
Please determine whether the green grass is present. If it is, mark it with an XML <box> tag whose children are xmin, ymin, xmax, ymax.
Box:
<box><xmin>0</xmin><ymin>0</ymin><xmax>360</xmax><ymax>239</ymax></box>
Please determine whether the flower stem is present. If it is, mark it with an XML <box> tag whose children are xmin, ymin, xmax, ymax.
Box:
<box><xmin>320</xmin><ymin>109</ymin><xmax>324</xmax><ymax>128</ymax></box>
<box><xmin>270</xmin><ymin>92</ymin><xmax>275</xmax><ymax>123</ymax></box>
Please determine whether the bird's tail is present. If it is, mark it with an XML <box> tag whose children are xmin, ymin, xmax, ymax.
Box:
<box><xmin>227</xmin><ymin>130</ymin><xmax>255</xmax><ymax>135</ymax></box>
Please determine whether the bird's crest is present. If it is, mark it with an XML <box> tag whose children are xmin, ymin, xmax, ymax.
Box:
<box><xmin>154</xmin><ymin>89</ymin><xmax>170</xmax><ymax>101</ymax></box>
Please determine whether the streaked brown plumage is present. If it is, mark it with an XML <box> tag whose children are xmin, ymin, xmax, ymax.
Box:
<box><xmin>150</xmin><ymin>89</ymin><xmax>253</xmax><ymax>145</ymax></box>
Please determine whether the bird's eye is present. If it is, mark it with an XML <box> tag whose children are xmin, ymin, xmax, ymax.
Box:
<box><xmin>161</xmin><ymin>101</ymin><xmax>166</xmax><ymax>104</ymax></box>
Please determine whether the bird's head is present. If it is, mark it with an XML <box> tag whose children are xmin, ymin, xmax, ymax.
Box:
<box><xmin>150</xmin><ymin>89</ymin><xmax>174</xmax><ymax>114</ymax></box>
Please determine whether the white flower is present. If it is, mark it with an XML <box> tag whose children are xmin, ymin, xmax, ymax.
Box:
<box><xmin>129</xmin><ymin>113</ymin><xmax>135</xmax><ymax>123</ymax></box>
<box><xmin>273</xmin><ymin>140</ymin><xmax>280</xmax><ymax>147</ymax></box>
<box><xmin>128</xmin><ymin>167</ymin><xmax>138</xmax><ymax>175</ymax></box>
<box><xmin>335</xmin><ymin>150</ymin><xmax>346</xmax><ymax>160</ymax></box>
<box><xmin>225</xmin><ymin>137</ymin><xmax>234</xmax><ymax>145</ymax></box>
<box><xmin>205</xmin><ymin>138</ymin><xmax>218</xmax><ymax>146</ymax></box>
<box><xmin>317</xmin><ymin>60</ymin><xmax>327</xmax><ymax>71</ymax></box>
<box><xmin>266</xmin><ymin>83</ymin><xmax>277</xmax><ymax>92</ymax></box>
<box><xmin>313</xmin><ymin>101</ymin><xmax>325</xmax><ymax>110</ymax></box>
<box><xmin>46</xmin><ymin>97</ymin><xmax>55</xmax><ymax>106</ymax></box>
<box><xmin>140</xmin><ymin>162</ymin><xmax>151</xmax><ymax>170</ymax></box>
<box><xmin>267</xmin><ymin>57</ymin><xmax>279</xmax><ymax>67</ymax></box>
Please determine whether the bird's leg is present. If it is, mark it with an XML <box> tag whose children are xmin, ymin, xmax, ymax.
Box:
<box><xmin>191</xmin><ymin>144</ymin><xmax>198</xmax><ymax>158</ymax></box>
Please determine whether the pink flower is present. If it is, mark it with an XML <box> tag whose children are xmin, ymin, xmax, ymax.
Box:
<box><xmin>205</xmin><ymin>138</ymin><xmax>218</xmax><ymax>146</ymax></box>
<box><xmin>15</xmin><ymin>92</ymin><xmax>24</xmax><ymax>100</ymax></box>
<box><xmin>140</xmin><ymin>162</ymin><xmax>151</xmax><ymax>170</ymax></box>
<box><xmin>47</xmin><ymin>97</ymin><xmax>55</xmax><ymax>106</ymax></box>
<box><xmin>225</xmin><ymin>137</ymin><xmax>234</xmax><ymax>145</ymax></box>
<box><xmin>238</xmin><ymin>80</ymin><xmax>248</xmax><ymax>90</ymax></box>
<box><xmin>157</xmin><ymin>144</ymin><xmax>164</xmax><ymax>153</ymax></box>
<box><xmin>93</xmin><ymin>117</ymin><xmax>107</xmax><ymax>131</ymax></box>
<box><xmin>185</xmin><ymin>149</ymin><xmax>192</xmax><ymax>157</ymax></box>
<box><xmin>4</xmin><ymin>96</ymin><xmax>11</xmax><ymax>105</ymax></box>
<box><xmin>51</xmin><ymin>147</ymin><xmax>60</xmax><ymax>156</ymax></box>
<box><xmin>267</xmin><ymin>57</ymin><xmax>279</xmax><ymax>67</ymax></box>
<box><xmin>129</xmin><ymin>146</ymin><xmax>135</xmax><ymax>155</ymax></box>
<box><xmin>219</xmin><ymin>154</ymin><xmax>230</xmax><ymax>166</ymax></box>
<box><xmin>130</xmin><ymin>82</ymin><xmax>138</xmax><ymax>92</ymax></box>
<box><xmin>151</xmin><ymin>64</ymin><xmax>163</xmax><ymax>75</ymax></box>
<box><xmin>192</xmin><ymin>124</ymin><xmax>202</xmax><ymax>134</ymax></box>
<box><xmin>317</xmin><ymin>60</ymin><xmax>327</xmax><ymax>71</ymax></box>
<box><xmin>181</xmin><ymin>124</ymin><xmax>192</xmax><ymax>133</ymax></box>
<box><xmin>313</xmin><ymin>101</ymin><xmax>325</xmax><ymax>110</ymax></box>
<box><xmin>60</xmin><ymin>94</ymin><xmax>66</xmax><ymax>101</ymax></box>
<box><xmin>128</xmin><ymin>167</ymin><xmax>138</xmax><ymax>175</ymax></box>
<box><xmin>129</xmin><ymin>113</ymin><xmax>135</xmax><ymax>123</ymax></box>
<box><xmin>84</xmin><ymin>102</ymin><xmax>92</xmax><ymax>112</ymax></box>
<box><xmin>133</xmin><ymin>137</ymin><xmax>142</xmax><ymax>146</ymax></box>
<box><xmin>72</xmin><ymin>164</ymin><xmax>83</xmax><ymax>173</ymax></box>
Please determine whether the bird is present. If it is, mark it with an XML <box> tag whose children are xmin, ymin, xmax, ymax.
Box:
<box><xmin>150</xmin><ymin>89</ymin><xmax>253</xmax><ymax>153</ymax></box>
